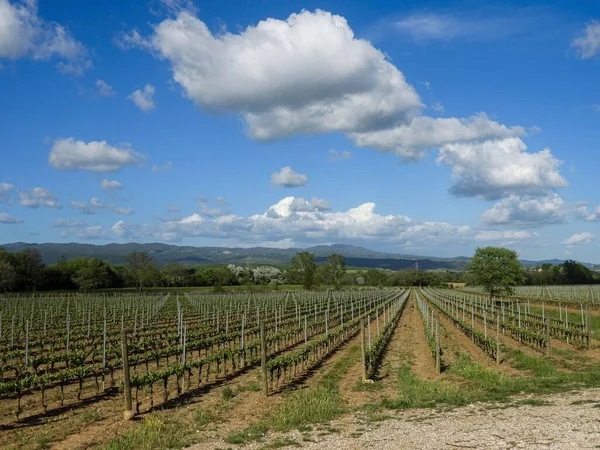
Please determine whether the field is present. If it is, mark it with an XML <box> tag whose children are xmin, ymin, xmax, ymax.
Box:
<box><xmin>1</xmin><ymin>286</ymin><xmax>599</xmax><ymax>449</ymax></box>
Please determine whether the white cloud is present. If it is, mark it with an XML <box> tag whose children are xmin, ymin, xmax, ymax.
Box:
<box><xmin>128</xmin><ymin>84</ymin><xmax>156</xmax><ymax>111</ymax></box>
<box><xmin>61</xmin><ymin>226</ymin><xmax>108</xmax><ymax>240</ymax></box>
<box><xmin>110</xmin><ymin>196</ymin><xmax>475</xmax><ymax>248</ymax></box>
<box><xmin>350</xmin><ymin>113</ymin><xmax>525</xmax><ymax>160</ymax></box>
<box><xmin>95</xmin><ymin>79</ymin><xmax>115</xmax><ymax>97</ymax></box>
<box><xmin>392</xmin><ymin>11</ymin><xmax>537</xmax><ymax>42</ymax></box>
<box><xmin>113</xmin><ymin>206</ymin><xmax>134</xmax><ymax>216</ymax></box>
<box><xmin>574</xmin><ymin>201</ymin><xmax>600</xmax><ymax>222</ymax></box>
<box><xmin>0</xmin><ymin>182</ymin><xmax>14</xmax><ymax>202</ymax></box>
<box><xmin>563</xmin><ymin>232</ymin><xmax>595</xmax><ymax>246</ymax></box>
<box><xmin>0</xmin><ymin>212</ymin><xmax>23</xmax><ymax>224</ymax></box>
<box><xmin>437</xmin><ymin>137</ymin><xmax>568</xmax><ymax>199</ymax></box>
<box><xmin>571</xmin><ymin>20</ymin><xmax>600</xmax><ymax>59</ymax></box>
<box><xmin>52</xmin><ymin>217</ymin><xmax>86</xmax><ymax>227</ymax></box>
<box><xmin>474</xmin><ymin>230</ymin><xmax>534</xmax><ymax>242</ymax></box>
<box><xmin>130</xmin><ymin>9</ymin><xmax>422</xmax><ymax>139</ymax></box>
<box><xmin>199</xmin><ymin>204</ymin><xmax>227</xmax><ymax>217</ymax></box>
<box><xmin>100</xmin><ymin>179</ymin><xmax>124</xmax><ymax>190</ymax></box>
<box><xmin>49</xmin><ymin>138</ymin><xmax>144</xmax><ymax>172</ymax></box>
<box><xmin>328</xmin><ymin>149</ymin><xmax>352</xmax><ymax>161</ymax></box>
<box><xmin>216</xmin><ymin>197</ymin><xmax>228</xmax><ymax>205</ymax></box>
<box><xmin>0</xmin><ymin>0</ymin><xmax>90</xmax><ymax>74</ymax></box>
<box><xmin>71</xmin><ymin>198</ymin><xmax>133</xmax><ymax>215</ymax></box>
<box><xmin>271</xmin><ymin>166</ymin><xmax>309</xmax><ymax>187</ymax></box>
<box><xmin>152</xmin><ymin>161</ymin><xmax>173</xmax><ymax>172</ymax></box>
<box><xmin>19</xmin><ymin>187</ymin><xmax>61</xmax><ymax>208</ymax></box>
<box><xmin>481</xmin><ymin>194</ymin><xmax>567</xmax><ymax>226</ymax></box>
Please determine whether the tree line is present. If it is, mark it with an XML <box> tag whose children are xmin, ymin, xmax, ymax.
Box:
<box><xmin>0</xmin><ymin>246</ymin><xmax>595</xmax><ymax>293</ymax></box>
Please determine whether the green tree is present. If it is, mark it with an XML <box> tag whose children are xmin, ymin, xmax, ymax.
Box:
<box><xmin>468</xmin><ymin>247</ymin><xmax>525</xmax><ymax>300</ymax></box>
<box><xmin>291</xmin><ymin>251</ymin><xmax>317</xmax><ymax>290</ymax></box>
<box><xmin>127</xmin><ymin>251</ymin><xmax>156</xmax><ymax>292</ymax></box>
<box><xmin>0</xmin><ymin>260</ymin><xmax>16</xmax><ymax>292</ymax></box>
<box><xmin>71</xmin><ymin>258</ymin><xmax>114</xmax><ymax>291</ymax></box>
<box><xmin>163</xmin><ymin>262</ymin><xmax>189</xmax><ymax>287</ymax></box>
<box><xmin>325</xmin><ymin>254</ymin><xmax>346</xmax><ymax>289</ymax></box>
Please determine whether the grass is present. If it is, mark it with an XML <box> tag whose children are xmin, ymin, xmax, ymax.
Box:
<box><xmin>102</xmin><ymin>415</ymin><xmax>190</xmax><ymax>450</ymax></box>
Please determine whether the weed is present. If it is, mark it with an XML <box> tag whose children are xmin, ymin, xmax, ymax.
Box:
<box><xmin>103</xmin><ymin>415</ymin><xmax>189</xmax><ymax>450</ymax></box>
<box><xmin>222</xmin><ymin>387</ymin><xmax>235</xmax><ymax>401</ymax></box>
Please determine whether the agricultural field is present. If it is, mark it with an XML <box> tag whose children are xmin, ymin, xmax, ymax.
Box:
<box><xmin>1</xmin><ymin>286</ymin><xmax>599</xmax><ymax>449</ymax></box>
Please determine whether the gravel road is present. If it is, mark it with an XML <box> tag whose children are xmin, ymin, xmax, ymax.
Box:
<box><xmin>191</xmin><ymin>388</ymin><xmax>600</xmax><ymax>449</ymax></box>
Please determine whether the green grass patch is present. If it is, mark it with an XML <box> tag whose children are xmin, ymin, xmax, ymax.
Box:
<box><xmin>102</xmin><ymin>415</ymin><xmax>190</xmax><ymax>450</ymax></box>
<box><xmin>224</xmin><ymin>423</ymin><xmax>268</xmax><ymax>445</ymax></box>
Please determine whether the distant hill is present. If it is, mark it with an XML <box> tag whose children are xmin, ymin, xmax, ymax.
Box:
<box><xmin>0</xmin><ymin>242</ymin><xmax>595</xmax><ymax>270</ymax></box>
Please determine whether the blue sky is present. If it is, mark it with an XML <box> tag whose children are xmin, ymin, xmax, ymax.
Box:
<box><xmin>0</xmin><ymin>0</ymin><xmax>599</xmax><ymax>261</ymax></box>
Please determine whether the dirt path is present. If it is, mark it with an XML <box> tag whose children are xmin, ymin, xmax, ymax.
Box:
<box><xmin>191</xmin><ymin>388</ymin><xmax>600</xmax><ymax>449</ymax></box>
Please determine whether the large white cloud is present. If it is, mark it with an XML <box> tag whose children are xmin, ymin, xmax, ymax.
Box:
<box><xmin>271</xmin><ymin>167</ymin><xmax>309</xmax><ymax>187</ymax></box>
<box><xmin>349</xmin><ymin>113</ymin><xmax>526</xmax><ymax>160</ymax></box>
<box><xmin>481</xmin><ymin>194</ymin><xmax>567</xmax><ymax>226</ymax></box>
<box><xmin>563</xmin><ymin>232</ymin><xmax>595</xmax><ymax>246</ymax></box>
<box><xmin>128</xmin><ymin>9</ymin><xmax>421</xmax><ymax>139</ymax></box>
<box><xmin>19</xmin><ymin>187</ymin><xmax>61</xmax><ymax>208</ymax></box>
<box><xmin>0</xmin><ymin>0</ymin><xmax>90</xmax><ymax>74</ymax></box>
<box><xmin>49</xmin><ymin>138</ymin><xmax>144</xmax><ymax>172</ymax></box>
<box><xmin>437</xmin><ymin>137</ymin><xmax>568</xmax><ymax>199</ymax></box>
<box><xmin>122</xmin><ymin>8</ymin><xmax>567</xmax><ymax>201</ymax></box>
<box><xmin>571</xmin><ymin>20</ymin><xmax>600</xmax><ymax>59</ymax></box>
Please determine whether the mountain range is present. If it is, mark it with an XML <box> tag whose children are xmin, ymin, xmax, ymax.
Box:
<box><xmin>1</xmin><ymin>242</ymin><xmax>597</xmax><ymax>271</ymax></box>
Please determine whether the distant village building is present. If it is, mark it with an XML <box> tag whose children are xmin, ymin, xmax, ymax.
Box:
<box><xmin>446</xmin><ymin>282</ymin><xmax>466</xmax><ymax>289</ymax></box>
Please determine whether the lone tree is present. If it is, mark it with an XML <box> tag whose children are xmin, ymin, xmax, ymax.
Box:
<box><xmin>468</xmin><ymin>247</ymin><xmax>524</xmax><ymax>300</ymax></box>
<box><xmin>291</xmin><ymin>251</ymin><xmax>317</xmax><ymax>290</ymax></box>
<box><xmin>127</xmin><ymin>251</ymin><xmax>156</xmax><ymax>293</ymax></box>
<box><xmin>325</xmin><ymin>254</ymin><xmax>346</xmax><ymax>289</ymax></box>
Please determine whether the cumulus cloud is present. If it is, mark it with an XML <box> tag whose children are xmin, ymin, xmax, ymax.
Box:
<box><xmin>571</xmin><ymin>20</ymin><xmax>600</xmax><ymax>59</ymax></box>
<box><xmin>126</xmin><ymin>9</ymin><xmax>421</xmax><ymax>139</ymax></box>
<box><xmin>481</xmin><ymin>194</ymin><xmax>567</xmax><ymax>226</ymax></box>
<box><xmin>271</xmin><ymin>166</ymin><xmax>309</xmax><ymax>187</ymax></box>
<box><xmin>19</xmin><ymin>187</ymin><xmax>61</xmax><ymax>208</ymax></box>
<box><xmin>0</xmin><ymin>0</ymin><xmax>90</xmax><ymax>74</ymax></box>
<box><xmin>437</xmin><ymin>137</ymin><xmax>568</xmax><ymax>199</ymax></box>
<box><xmin>0</xmin><ymin>182</ymin><xmax>14</xmax><ymax>202</ymax></box>
<box><xmin>350</xmin><ymin>113</ymin><xmax>525</xmax><ymax>160</ymax></box>
<box><xmin>110</xmin><ymin>196</ymin><xmax>474</xmax><ymax>248</ymax></box>
<box><xmin>100</xmin><ymin>179</ymin><xmax>124</xmax><ymax>190</ymax></box>
<box><xmin>574</xmin><ymin>201</ymin><xmax>600</xmax><ymax>222</ymax></box>
<box><xmin>95</xmin><ymin>79</ymin><xmax>115</xmax><ymax>97</ymax></box>
<box><xmin>52</xmin><ymin>217</ymin><xmax>86</xmax><ymax>227</ymax></box>
<box><xmin>328</xmin><ymin>149</ymin><xmax>352</xmax><ymax>161</ymax></box>
<box><xmin>563</xmin><ymin>232</ymin><xmax>595</xmax><ymax>246</ymax></box>
<box><xmin>49</xmin><ymin>138</ymin><xmax>144</xmax><ymax>172</ymax></box>
<box><xmin>120</xmin><ymin>8</ymin><xmax>567</xmax><ymax>200</ymax></box>
<box><xmin>431</xmin><ymin>101</ymin><xmax>444</xmax><ymax>112</ymax></box>
<box><xmin>0</xmin><ymin>212</ymin><xmax>23</xmax><ymax>224</ymax></box>
<box><xmin>128</xmin><ymin>83</ymin><xmax>156</xmax><ymax>111</ymax></box>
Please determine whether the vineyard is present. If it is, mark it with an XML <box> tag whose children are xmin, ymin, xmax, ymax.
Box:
<box><xmin>0</xmin><ymin>286</ymin><xmax>598</xmax><ymax>449</ymax></box>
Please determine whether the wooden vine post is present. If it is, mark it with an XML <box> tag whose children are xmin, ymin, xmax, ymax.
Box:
<box><xmin>586</xmin><ymin>306</ymin><xmax>591</xmax><ymax>350</ymax></box>
<box><xmin>121</xmin><ymin>328</ymin><xmax>134</xmax><ymax>420</ymax></box>
<box><xmin>360</xmin><ymin>317</ymin><xmax>367</xmax><ymax>381</ymax></box>
<box><xmin>545</xmin><ymin>317</ymin><xmax>551</xmax><ymax>356</ymax></box>
<box><xmin>496</xmin><ymin>314</ymin><xmax>500</xmax><ymax>365</ymax></box>
<box><xmin>260</xmin><ymin>322</ymin><xmax>268</xmax><ymax>397</ymax></box>
<box><xmin>435</xmin><ymin>318</ymin><xmax>441</xmax><ymax>375</ymax></box>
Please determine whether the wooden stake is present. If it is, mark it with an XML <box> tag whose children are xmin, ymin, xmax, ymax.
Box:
<box><xmin>260</xmin><ymin>322</ymin><xmax>268</xmax><ymax>397</ymax></box>
<box><xmin>360</xmin><ymin>317</ymin><xmax>367</xmax><ymax>381</ymax></box>
<box><xmin>121</xmin><ymin>329</ymin><xmax>134</xmax><ymax>420</ymax></box>
<box><xmin>435</xmin><ymin>319</ymin><xmax>440</xmax><ymax>375</ymax></box>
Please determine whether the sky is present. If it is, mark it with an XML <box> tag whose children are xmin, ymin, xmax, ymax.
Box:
<box><xmin>0</xmin><ymin>0</ymin><xmax>599</xmax><ymax>261</ymax></box>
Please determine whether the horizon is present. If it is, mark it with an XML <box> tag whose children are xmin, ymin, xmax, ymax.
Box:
<box><xmin>2</xmin><ymin>240</ymin><xmax>597</xmax><ymax>266</ymax></box>
<box><xmin>1</xmin><ymin>1</ymin><xmax>599</xmax><ymax>261</ymax></box>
